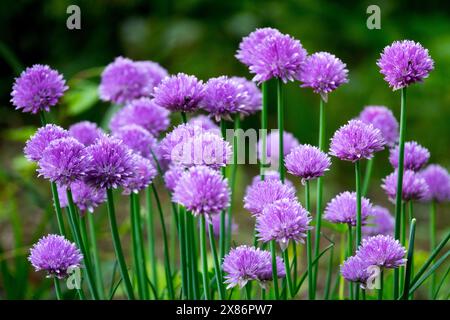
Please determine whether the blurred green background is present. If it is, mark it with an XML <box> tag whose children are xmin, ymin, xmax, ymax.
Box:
<box><xmin>0</xmin><ymin>0</ymin><xmax>449</xmax><ymax>299</ymax></box>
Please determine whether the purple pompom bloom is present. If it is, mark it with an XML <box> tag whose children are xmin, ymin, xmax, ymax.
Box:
<box><xmin>248</xmin><ymin>32</ymin><xmax>307</xmax><ymax>83</ymax></box>
<box><xmin>249</xmin><ymin>171</ymin><xmax>295</xmax><ymax>191</ymax></box>
<box><xmin>222</xmin><ymin>245</ymin><xmax>285</xmax><ymax>289</ymax></box>
<box><xmin>201</xmin><ymin>76</ymin><xmax>247</xmax><ymax>121</ymax></box>
<box><xmin>109</xmin><ymin>97</ymin><xmax>170</xmax><ymax>136</ymax></box>
<box><xmin>324</xmin><ymin>191</ymin><xmax>373</xmax><ymax>226</ymax></box>
<box><xmin>170</xmin><ymin>131</ymin><xmax>232</xmax><ymax>169</ymax></box>
<box><xmin>256</xmin><ymin>199</ymin><xmax>311</xmax><ymax>250</ymax></box>
<box><xmin>377</xmin><ymin>40</ymin><xmax>434</xmax><ymax>90</ymax></box>
<box><xmin>389</xmin><ymin>141</ymin><xmax>430</xmax><ymax>171</ymax></box>
<box><xmin>340</xmin><ymin>256</ymin><xmax>370</xmax><ymax>287</ymax></box>
<box><xmin>236</xmin><ymin>28</ymin><xmax>282</xmax><ymax>66</ymax></box>
<box><xmin>24</xmin><ymin>124</ymin><xmax>69</xmax><ymax>162</ymax></box>
<box><xmin>330</xmin><ymin>119</ymin><xmax>385</xmax><ymax>162</ymax></box>
<box><xmin>258</xmin><ymin>131</ymin><xmax>300</xmax><ymax>164</ymax></box>
<box><xmin>123</xmin><ymin>155</ymin><xmax>157</xmax><ymax>195</ymax></box>
<box><xmin>359</xmin><ymin>106</ymin><xmax>399</xmax><ymax>147</ymax></box>
<box><xmin>244</xmin><ymin>179</ymin><xmax>297</xmax><ymax>216</ymax></box>
<box><xmin>28</xmin><ymin>234</ymin><xmax>83</xmax><ymax>279</ymax></box>
<box><xmin>356</xmin><ymin>235</ymin><xmax>407</xmax><ymax>269</ymax></box>
<box><xmin>99</xmin><ymin>57</ymin><xmax>158</xmax><ymax>104</ymax></box>
<box><xmin>209</xmin><ymin>212</ymin><xmax>238</xmax><ymax>238</ymax></box>
<box><xmin>299</xmin><ymin>52</ymin><xmax>348</xmax><ymax>101</ymax></box>
<box><xmin>37</xmin><ymin>137</ymin><xmax>87</xmax><ymax>186</ymax></box>
<box><xmin>58</xmin><ymin>181</ymin><xmax>106</xmax><ymax>213</ymax></box>
<box><xmin>285</xmin><ymin>144</ymin><xmax>331</xmax><ymax>182</ymax></box>
<box><xmin>69</xmin><ymin>121</ymin><xmax>104</xmax><ymax>146</ymax></box>
<box><xmin>163</xmin><ymin>165</ymin><xmax>184</xmax><ymax>192</ymax></box>
<box><xmin>153</xmin><ymin>73</ymin><xmax>204</xmax><ymax>112</ymax></box>
<box><xmin>84</xmin><ymin>136</ymin><xmax>135</xmax><ymax>189</ymax></box>
<box><xmin>113</xmin><ymin>124</ymin><xmax>158</xmax><ymax>159</ymax></box>
<box><xmin>173</xmin><ymin>166</ymin><xmax>230</xmax><ymax>216</ymax></box>
<box><xmin>135</xmin><ymin>60</ymin><xmax>168</xmax><ymax>90</ymax></box>
<box><xmin>230</xmin><ymin>77</ymin><xmax>262</xmax><ymax>115</ymax></box>
<box><xmin>382</xmin><ymin>169</ymin><xmax>428</xmax><ymax>202</ymax></box>
<box><xmin>421</xmin><ymin>164</ymin><xmax>450</xmax><ymax>203</ymax></box>
<box><xmin>188</xmin><ymin>115</ymin><xmax>220</xmax><ymax>133</ymax></box>
<box><xmin>159</xmin><ymin>123</ymin><xmax>202</xmax><ymax>161</ymax></box>
<box><xmin>11</xmin><ymin>65</ymin><xmax>68</xmax><ymax>114</ymax></box>
<box><xmin>363</xmin><ymin>206</ymin><xmax>395</xmax><ymax>238</ymax></box>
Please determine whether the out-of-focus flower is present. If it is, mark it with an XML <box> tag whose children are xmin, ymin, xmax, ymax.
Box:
<box><xmin>230</xmin><ymin>76</ymin><xmax>262</xmax><ymax>115</ymax></box>
<box><xmin>421</xmin><ymin>164</ymin><xmax>450</xmax><ymax>203</ymax></box>
<box><xmin>24</xmin><ymin>125</ymin><xmax>69</xmax><ymax>162</ymax></box>
<box><xmin>69</xmin><ymin>121</ymin><xmax>104</xmax><ymax>146</ymax></box>
<box><xmin>389</xmin><ymin>141</ymin><xmax>430</xmax><ymax>171</ymax></box>
<box><xmin>123</xmin><ymin>154</ymin><xmax>157</xmax><ymax>194</ymax></box>
<box><xmin>163</xmin><ymin>165</ymin><xmax>184</xmax><ymax>193</ymax></box>
<box><xmin>330</xmin><ymin>120</ymin><xmax>385</xmax><ymax>162</ymax></box>
<box><xmin>28</xmin><ymin>234</ymin><xmax>83</xmax><ymax>279</ymax></box>
<box><xmin>382</xmin><ymin>169</ymin><xmax>429</xmax><ymax>202</ymax></box>
<box><xmin>58</xmin><ymin>181</ymin><xmax>106</xmax><ymax>213</ymax></box>
<box><xmin>208</xmin><ymin>213</ymin><xmax>238</xmax><ymax>238</ymax></box>
<box><xmin>324</xmin><ymin>191</ymin><xmax>372</xmax><ymax>226</ymax></box>
<box><xmin>377</xmin><ymin>40</ymin><xmax>434</xmax><ymax>90</ymax></box>
<box><xmin>258</xmin><ymin>131</ymin><xmax>300</xmax><ymax>164</ymax></box>
<box><xmin>188</xmin><ymin>115</ymin><xmax>220</xmax><ymax>134</ymax></box>
<box><xmin>113</xmin><ymin>124</ymin><xmax>158</xmax><ymax>159</ymax></box>
<box><xmin>363</xmin><ymin>206</ymin><xmax>395</xmax><ymax>238</ymax></box>
<box><xmin>11</xmin><ymin>65</ymin><xmax>68</xmax><ymax>114</ymax></box>
<box><xmin>359</xmin><ymin>106</ymin><xmax>399</xmax><ymax>147</ymax></box>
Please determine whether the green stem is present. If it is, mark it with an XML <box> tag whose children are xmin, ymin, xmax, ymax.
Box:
<box><xmin>355</xmin><ymin>160</ymin><xmax>362</xmax><ymax>248</ymax></box>
<box><xmin>145</xmin><ymin>187</ymin><xmax>158</xmax><ymax>298</ymax></box>
<box><xmin>227</xmin><ymin>116</ymin><xmax>240</xmax><ymax>251</ymax></box>
<box><xmin>361</xmin><ymin>158</ymin><xmax>374</xmax><ymax>197</ymax></box>
<box><xmin>323</xmin><ymin>243</ymin><xmax>334</xmax><ymax>300</ymax></box>
<box><xmin>208</xmin><ymin>222</ymin><xmax>225</xmax><ymax>299</ymax></box>
<box><xmin>105</xmin><ymin>188</ymin><xmax>135</xmax><ymax>300</ymax></box>
<box><xmin>277</xmin><ymin>78</ymin><xmax>285</xmax><ymax>182</ymax></box>
<box><xmin>378</xmin><ymin>269</ymin><xmax>384</xmax><ymax>300</ymax></box>
<box><xmin>402</xmin><ymin>218</ymin><xmax>417</xmax><ymax>300</ymax></box>
<box><xmin>50</xmin><ymin>182</ymin><xmax>67</xmax><ymax>236</ymax></box>
<box><xmin>430</xmin><ymin>200</ymin><xmax>437</xmax><ymax>298</ymax></box>
<box><xmin>313</xmin><ymin>97</ymin><xmax>326</xmax><ymax>299</ymax></box>
<box><xmin>394</xmin><ymin>87</ymin><xmax>407</xmax><ymax>299</ymax></box>
<box><xmin>188</xmin><ymin>212</ymin><xmax>200</xmax><ymax>299</ymax></box>
<box><xmin>399</xmin><ymin>201</ymin><xmax>406</xmax><ymax>293</ymax></box>
<box><xmin>181</xmin><ymin>112</ymin><xmax>187</xmax><ymax>124</ymax></box>
<box><xmin>178</xmin><ymin>206</ymin><xmax>188</xmax><ymax>299</ymax></box>
<box><xmin>54</xmin><ymin>278</ymin><xmax>62</xmax><ymax>300</ymax></box>
<box><xmin>66</xmin><ymin>189</ymin><xmax>98</xmax><ymax>300</ymax></box>
<box><xmin>338</xmin><ymin>232</ymin><xmax>345</xmax><ymax>300</ymax></box>
<box><xmin>245</xmin><ymin>284</ymin><xmax>251</xmax><ymax>300</ymax></box>
<box><xmin>220</xmin><ymin>120</ymin><xmax>227</xmax><ymax>261</ymax></box>
<box><xmin>261</xmin><ymin>82</ymin><xmax>268</xmax><ymax>178</ymax></box>
<box><xmin>282</xmin><ymin>249</ymin><xmax>293</xmax><ymax>298</ymax></box>
<box><xmin>305</xmin><ymin>181</ymin><xmax>313</xmax><ymax>300</ymax></box>
<box><xmin>347</xmin><ymin>224</ymin><xmax>353</xmax><ymax>300</ymax></box>
<box><xmin>200</xmin><ymin>215</ymin><xmax>210</xmax><ymax>300</ymax></box>
<box><xmin>87</xmin><ymin>212</ymin><xmax>105</xmax><ymax>299</ymax></box>
<box><xmin>270</xmin><ymin>240</ymin><xmax>280</xmax><ymax>300</ymax></box>
<box><xmin>151</xmin><ymin>184</ymin><xmax>175</xmax><ymax>299</ymax></box>
<box><xmin>292</xmin><ymin>240</ymin><xmax>298</xmax><ymax>290</ymax></box>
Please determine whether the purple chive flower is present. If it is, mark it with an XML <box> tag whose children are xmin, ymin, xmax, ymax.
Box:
<box><xmin>363</xmin><ymin>206</ymin><xmax>395</xmax><ymax>238</ymax></box>
<box><xmin>356</xmin><ymin>235</ymin><xmax>407</xmax><ymax>269</ymax></box>
<box><xmin>173</xmin><ymin>165</ymin><xmax>230</xmax><ymax>216</ymax></box>
<box><xmin>201</xmin><ymin>76</ymin><xmax>248</xmax><ymax>121</ymax></box>
<box><xmin>28</xmin><ymin>234</ymin><xmax>83</xmax><ymax>279</ymax></box>
<box><xmin>209</xmin><ymin>213</ymin><xmax>238</xmax><ymax>238</ymax></box>
<box><xmin>248</xmin><ymin>33</ymin><xmax>308</xmax><ymax>83</ymax></box>
<box><xmin>69</xmin><ymin>121</ymin><xmax>104</xmax><ymax>146</ymax></box>
<box><xmin>159</xmin><ymin>123</ymin><xmax>201</xmax><ymax>161</ymax></box>
<box><xmin>113</xmin><ymin>124</ymin><xmax>158</xmax><ymax>159</ymax></box>
<box><xmin>153</xmin><ymin>73</ymin><xmax>205</xmax><ymax>113</ymax></box>
<box><xmin>11</xmin><ymin>65</ymin><xmax>68</xmax><ymax>114</ymax></box>
<box><xmin>299</xmin><ymin>52</ymin><xmax>348</xmax><ymax>101</ymax></box>
<box><xmin>222</xmin><ymin>245</ymin><xmax>285</xmax><ymax>289</ymax></box>
<box><xmin>109</xmin><ymin>97</ymin><xmax>170</xmax><ymax>136</ymax></box>
<box><xmin>58</xmin><ymin>181</ymin><xmax>106</xmax><ymax>213</ymax></box>
<box><xmin>324</xmin><ymin>191</ymin><xmax>373</xmax><ymax>226</ymax></box>
<box><xmin>230</xmin><ymin>77</ymin><xmax>262</xmax><ymax>115</ymax></box>
<box><xmin>377</xmin><ymin>40</ymin><xmax>434</xmax><ymax>90</ymax></box>
<box><xmin>170</xmin><ymin>131</ymin><xmax>232</xmax><ymax>169</ymax></box>
<box><xmin>389</xmin><ymin>141</ymin><xmax>430</xmax><ymax>171</ymax></box>
<box><xmin>421</xmin><ymin>164</ymin><xmax>450</xmax><ymax>203</ymax></box>
<box><xmin>188</xmin><ymin>115</ymin><xmax>220</xmax><ymax>134</ymax></box>
<box><xmin>163</xmin><ymin>165</ymin><xmax>184</xmax><ymax>192</ymax></box>
<box><xmin>123</xmin><ymin>155</ymin><xmax>157</xmax><ymax>195</ymax></box>
<box><xmin>99</xmin><ymin>57</ymin><xmax>155</xmax><ymax>104</ymax></box>
<box><xmin>258</xmin><ymin>131</ymin><xmax>300</xmax><ymax>163</ymax></box>
<box><xmin>340</xmin><ymin>256</ymin><xmax>370</xmax><ymax>287</ymax></box>
<box><xmin>24</xmin><ymin>124</ymin><xmax>69</xmax><ymax>162</ymax></box>
<box><xmin>84</xmin><ymin>135</ymin><xmax>135</xmax><ymax>189</ymax></box>
<box><xmin>330</xmin><ymin>119</ymin><xmax>385</xmax><ymax>162</ymax></box>
<box><xmin>285</xmin><ymin>144</ymin><xmax>331</xmax><ymax>183</ymax></box>
<box><xmin>236</xmin><ymin>27</ymin><xmax>282</xmax><ymax>66</ymax></box>
<box><xmin>37</xmin><ymin>137</ymin><xmax>87</xmax><ymax>186</ymax></box>
<box><xmin>382</xmin><ymin>169</ymin><xmax>429</xmax><ymax>202</ymax></box>
<box><xmin>359</xmin><ymin>106</ymin><xmax>399</xmax><ymax>147</ymax></box>
<box><xmin>256</xmin><ymin>199</ymin><xmax>311</xmax><ymax>250</ymax></box>
<box><xmin>244</xmin><ymin>179</ymin><xmax>297</xmax><ymax>216</ymax></box>
<box><xmin>249</xmin><ymin>171</ymin><xmax>295</xmax><ymax>191</ymax></box>
<box><xmin>135</xmin><ymin>60</ymin><xmax>168</xmax><ymax>90</ymax></box>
